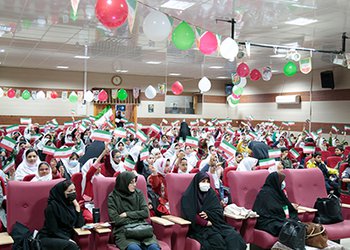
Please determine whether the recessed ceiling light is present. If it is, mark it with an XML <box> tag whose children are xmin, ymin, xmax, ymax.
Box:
<box><xmin>56</xmin><ymin>66</ymin><xmax>69</xmax><ymax>69</ymax></box>
<box><xmin>270</xmin><ymin>54</ymin><xmax>286</xmax><ymax>58</ymax></box>
<box><xmin>146</xmin><ymin>61</ymin><xmax>162</xmax><ymax>64</ymax></box>
<box><xmin>292</xmin><ymin>4</ymin><xmax>317</xmax><ymax>9</ymax></box>
<box><xmin>285</xmin><ymin>17</ymin><xmax>317</xmax><ymax>26</ymax></box>
<box><xmin>169</xmin><ymin>73</ymin><xmax>181</xmax><ymax>76</ymax></box>
<box><xmin>217</xmin><ymin>76</ymin><xmax>229</xmax><ymax>79</ymax></box>
<box><xmin>209</xmin><ymin>66</ymin><xmax>224</xmax><ymax>69</ymax></box>
<box><xmin>0</xmin><ymin>49</ymin><xmax>5</xmax><ymax>53</ymax></box>
<box><xmin>161</xmin><ymin>0</ymin><xmax>195</xmax><ymax>10</ymax></box>
<box><xmin>74</xmin><ymin>55</ymin><xmax>90</xmax><ymax>59</ymax></box>
<box><xmin>120</xmin><ymin>70</ymin><xmax>128</xmax><ymax>73</ymax></box>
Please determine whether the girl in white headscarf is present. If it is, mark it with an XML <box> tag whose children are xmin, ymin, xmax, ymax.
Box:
<box><xmin>31</xmin><ymin>162</ymin><xmax>52</xmax><ymax>182</ymax></box>
<box><xmin>237</xmin><ymin>157</ymin><xmax>258</xmax><ymax>172</ymax></box>
<box><xmin>59</xmin><ymin>152</ymin><xmax>80</xmax><ymax>180</ymax></box>
<box><xmin>15</xmin><ymin>148</ymin><xmax>41</xmax><ymax>181</ymax></box>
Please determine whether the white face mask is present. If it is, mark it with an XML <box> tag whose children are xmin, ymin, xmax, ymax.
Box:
<box><xmin>281</xmin><ymin>180</ymin><xmax>286</xmax><ymax>190</ymax></box>
<box><xmin>199</xmin><ymin>182</ymin><xmax>210</xmax><ymax>192</ymax></box>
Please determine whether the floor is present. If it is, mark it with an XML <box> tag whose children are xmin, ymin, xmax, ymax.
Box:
<box><xmin>247</xmin><ymin>239</ymin><xmax>350</xmax><ymax>249</ymax></box>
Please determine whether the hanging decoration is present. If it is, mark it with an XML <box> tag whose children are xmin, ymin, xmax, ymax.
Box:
<box><xmin>117</xmin><ymin>88</ymin><xmax>128</xmax><ymax>100</ymax></box>
<box><xmin>220</xmin><ymin>37</ymin><xmax>239</xmax><ymax>61</ymax></box>
<box><xmin>171</xmin><ymin>81</ymin><xmax>183</xmax><ymax>95</ymax></box>
<box><xmin>236</xmin><ymin>63</ymin><xmax>250</xmax><ymax>77</ymax></box>
<box><xmin>69</xmin><ymin>91</ymin><xmax>78</xmax><ymax>103</ymax></box>
<box><xmin>235</xmin><ymin>77</ymin><xmax>247</xmax><ymax>88</ymax></box>
<box><xmin>250</xmin><ymin>69</ymin><xmax>262</xmax><ymax>81</ymax></box>
<box><xmin>98</xmin><ymin>89</ymin><xmax>108</xmax><ymax>101</ymax></box>
<box><xmin>262</xmin><ymin>67</ymin><xmax>272</xmax><ymax>81</ymax></box>
<box><xmin>144</xmin><ymin>85</ymin><xmax>157</xmax><ymax>99</ymax></box>
<box><xmin>71</xmin><ymin>0</ymin><xmax>80</xmax><ymax>17</ymax></box>
<box><xmin>21</xmin><ymin>90</ymin><xmax>31</xmax><ymax>100</ymax></box>
<box><xmin>7</xmin><ymin>88</ymin><xmax>16</xmax><ymax>98</ymax></box>
<box><xmin>198</xmin><ymin>77</ymin><xmax>211</xmax><ymax>93</ymax></box>
<box><xmin>172</xmin><ymin>21</ymin><xmax>195</xmax><ymax>51</ymax></box>
<box><xmin>50</xmin><ymin>91</ymin><xmax>59</xmax><ymax>99</ymax></box>
<box><xmin>95</xmin><ymin>0</ymin><xmax>129</xmax><ymax>28</ymax></box>
<box><xmin>84</xmin><ymin>91</ymin><xmax>94</xmax><ymax>102</ymax></box>
<box><xmin>143</xmin><ymin>11</ymin><xmax>171</xmax><ymax>41</ymax></box>
<box><xmin>0</xmin><ymin>87</ymin><xmax>4</xmax><ymax>97</ymax></box>
<box><xmin>299</xmin><ymin>58</ymin><xmax>312</xmax><ymax>74</ymax></box>
<box><xmin>232</xmin><ymin>86</ymin><xmax>244</xmax><ymax>96</ymax></box>
<box><xmin>284</xmin><ymin>61</ymin><xmax>297</xmax><ymax>77</ymax></box>
<box><xmin>36</xmin><ymin>91</ymin><xmax>46</xmax><ymax>100</ymax></box>
<box><xmin>126</xmin><ymin>0</ymin><xmax>138</xmax><ymax>33</ymax></box>
<box><xmin>227</xmin><ymin>94</ymin><xmax>240</xmax><ymax>107</ymax></box>
<box><xmin>199</xmin><ymin>31</ymin><xmax>218</xmax><ymax>55</ymax></box>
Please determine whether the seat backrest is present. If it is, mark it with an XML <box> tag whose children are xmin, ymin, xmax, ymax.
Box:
<box><xmin>223</xmin><ymin>167</ymin><xmax>236</xmax><ymax>186</ymax></box>
<box><xmin>7</xmin><ymin>179</ymin><xmax>63</xmax><ymax>233</ymax></box>
<box><xmin>321</xmin><ymin>151</ymin><xmax>331</xmax><ymax>162</ymax></box>
<box><xmin>284</xmin><ymin>168</ymin><xmax>327</xmax><ymax>208</ymax></box>
<box><xmin>0</xmin><ymin>176</ymin><xmax>6</xmax><ymax>195</ymax></box>
<box><xmin>71</xmin><ymin>172</ymin><xmax>83</xmax><ymax>201</ymax></box>
<box><xmin>22</xmin><ymin>174</ymin><xmax>36</xmax><ymax>182</ymax></box>
<box><xmin>227</xmin><ymin>171</ymin><xmax>269</xmax><ymax>209</ymax></box>
<box><xmin>93</xmin><ymin>175</ymin><xmax>148</xmax><ymax>222</ymax></box>
<box><xmin>165</xmin><ymin>173</ymin><xmax>215</xmax><ymax>216</ymax></box>
<box><xmin>328</xmin><ymin>147</ymin><xmax>336</xmax><ymax>155</ymax></box>
<box><xmin>326</xmin><ymin>156</ymin><xmax>342</xmax><ymax>168</ymax></box>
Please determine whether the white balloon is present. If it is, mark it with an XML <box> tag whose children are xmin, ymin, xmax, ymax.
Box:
<box><xmin>220</xmin><ymin>37</ymin><xmax>239</xmax><ymax>61</ymax></box>
<box><xmin>36</xmin><ymin>90</ymin><xmax>45</xmax><ymax>99</ymax></box>
<box><xmin>0</xmin><ymin>87</ymin><xmax>3</xmax><ymax>97</ymax></box>
<box><xmin>198</xmin><ymin>77</ymin><xmax>211</xmax><ymax>93</ymax></box>
<box><xmin>143</xmin><ymin>11</ymin><xmax>172</xmax><ymax>42</ymax></box>
<box><xmin>145</xmin><ymin>85</ymin><xmax>157</xmax><ymax>99</ymax></box>
<box><xmin>84</xmin><ymin>91</ymin><xmax>94</xmax><ymax>102</ymax></box>
<box><xmin>236</xmin><ymin>77</ymin><xmax>247</xmax><ymax>88</ymax></box>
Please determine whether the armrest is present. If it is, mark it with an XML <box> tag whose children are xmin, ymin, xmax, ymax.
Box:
<box><xmin>74</xmin><ymin>228</ymin><xmax>92</xmax><ymax>236</ymax></box>
<box><xmin>341</xmin><ymin>203</ymin><xmax>350</xmax><ymax>209</ymax></box>
<box><xmin>150</xmin><ymin>216</ymin><xmax>175</xmax><ymax>227</ymax></box>
<box><xmin>94</xmin><ymin>228</ymin><xmax>111</xmax><ymax>234</ymax></box>
<box><xmin>0</xmin><ymin>232</ymin><xmax>14</xmax><ymax>245</ymax></box>
<box><xmin>298</xmin><ymin>206</ymin><xmax>317</xmax><ymax>213</ymax></box>
<box><xmin>162</xmin><ymin>215</ymin><xmax>191</xmax><ymax>225</ymax></box>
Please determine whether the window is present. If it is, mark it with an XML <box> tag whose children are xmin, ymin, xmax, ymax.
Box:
<box><xmin>165</xmin><ymin>94</ymin><xmax>202</xmax><ymax>114</ymax></box>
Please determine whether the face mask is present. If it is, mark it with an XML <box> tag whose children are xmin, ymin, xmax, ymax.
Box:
<box><xmin>66</xmin><ymin>192</ymin><xmax>76</xmax><ymax>202</ymax></box>
<box><xmin>199</xmin><ymin>182</ymin><xmax>210</xmax><ymax>192</ymax></box>
<box><xmin>281</xmin><ymin>181</ymin><xmax>286</xmax><ymax>190</ymax></box>
<box><xmin>69</xmin><ymin>160</ymin><xmax>78</xmax><ymax>167</ymax></box>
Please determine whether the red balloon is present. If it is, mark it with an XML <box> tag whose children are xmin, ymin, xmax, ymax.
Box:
<box><xmin>7</xmin><ymin>88</ymin><xmax>15</xmax><ymax>98</ymax></box>
<box><xmin>95</xmin><ymin>0</ymin><xmax>128</xmax><ymax>28</ymax></box>
<box><xmin>98</xmin><ymin>89</ymin><xmax>108</xmax><ymax>101</ymax></box>
<box><xmin>171</xmin><ymin>81</ymin><xmax>184</xmax><ymax>95</ymax></box>
<box><xmin>250</xmin><ymin>69</ymin><xmax>262</xmax><ymax>81</ymax></box>
<box><xmin>237</xmin><ymin>63</ymin><xmax>250</xmax><ymax>77</ymax></box>
<box><xmin>51</xmin><ymin>91</ymin><xmax>58</xmax><ymax>99</ymax></box>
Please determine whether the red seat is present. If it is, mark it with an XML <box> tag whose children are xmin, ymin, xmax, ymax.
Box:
<box><xmin>328</xmin><ymin>146</ymin><xmax>336</xmax><ymax>155</ymax></box>
<box><xmin>326</xmin><ymin>156</ymin><xmax>342</xmax><ymax>168</ymax></box>
<box><xmin>223</xmin><ymin>166</ymin><xmax>236</xmax><ymax>186</ymax></box>
<box><xmin>339</xmin><ymin>163</ymin><xmax>350</xmax><ymax>204</ymax></box>
<box><xmin>22</xmin><ymin>174</ymin><xmax>36</xmax><ymax>182</ymax></box>
<box><xmin>4</xmin><ymin>179</ymin><xmax>91</xmax><ymax>250</ymax></box>
<box><xmin>92</xmin><ymin>176</ymin><xmax>172</xmax><ymax>250</ymax></box>
<box><xmin>71</xmin><ymin>172</ymin><xmax>83</xmax><ymax>202</ymax></box>
<box><xmin>284</xmin><ymin>168</ymin><xmax>350</xmax><ymax>240</ymax></box>
<box><xmin>227</xmin><ymin>171</ymin><xmax>277</xmax><ymax>248</ymax></box>
<box><xmin>321</xmin><ymin>151</ymin><xmax>331</xmax><ymax>162</ymax></box>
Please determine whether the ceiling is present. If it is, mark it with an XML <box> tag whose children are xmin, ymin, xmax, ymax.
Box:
<box><xmin>0</xmin><ymin>0</ymin><xmax>349</xmax><ymax>79</ymax></box>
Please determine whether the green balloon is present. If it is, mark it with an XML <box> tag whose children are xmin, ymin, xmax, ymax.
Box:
<box><xmin>172</xmin><ymin>21</ymin><xmax>195</xmax><ymax>50</ymax></box>
<box><xmin>118</xmin><ymin>89</ymin><xmax>128</xmax><ymax>101</ymax></box>
<box><xmin>284</xmin><ymin>61</ymin><xmax>297</xmax><ymax>77</ymax></box>
<box><xmin>22</xmin><ymin>90</ymin><xmax>31</xmax><ymax>100</ymax></box>
<box><xmin>69</xmin><ymin>93</ymin><xmax>78</xmax><ymax>103</ymax></box>
<box><xmin>232</xmin><ymin>98</ymin><xmax>240</xmax><ymax>104</ymax></box>
<box><xmin>233</xmin><ymin>86</ymin><xmax>244</xmax><ymax>96</ymax></box>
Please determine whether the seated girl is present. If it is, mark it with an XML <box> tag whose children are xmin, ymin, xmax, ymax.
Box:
<box><xmin>31</xmin><ymin>162</ymin><xmax>53</xmax><ymax>182</ymax></box>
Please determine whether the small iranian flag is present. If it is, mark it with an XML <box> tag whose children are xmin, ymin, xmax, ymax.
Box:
<box><xmin>140</xmin><ymin>148</ymin><xmax>149</xmax><ymax>161</ymax></box>
<box><xmin>89</xmin><ymin>116</ymin><xmax>96</xmax><ymax>122</ymax></box>
<box><xmin>20</xmin><ymin>118</ymin><xmax>32</xmax><ymax>125</ymax></box>
<box><xmin>286</xmin><ymin>138</ymin><xmax>293</xmax><ymax>147</ymax></box>
<box><xmin>150</xmin><ymin>124</ymin><xmax>161</xmax><ymax>134</ymax></box>
<box><xmin>268</xmin><ymin>149</ymin><xmax>281</xmax><ymax>159</ymax></box>
<box><xmin>310</xmin><ymin>132</ymin><xmax>318</xmax><ymax>140</ymax></box>
<box><xmin>82</xmin><ymin>118</ymin><xmax>91</xmax><ymax>124</ymax></box>
<box><xmin>121</xmin><ymin>118</ymin><xmax>128</xmax><ymax>123</ymax></box>
<box><xmin>207</xmin><ymin>126</ymin><xmax>215</xmax><ymax>131</ymax></box>
<box><xmin>185</xmin><ymin>136</ymin><xmax>199</xmax><ymax>147</ymax></box>
<box><xmin>51</xmin><ymin>118</ymin><xmax>58</xmax><ymax>125</ymax></box>
<box><xmin>246</xmin><ymin>115</ymin><xmax>254</xmax><ymax>121</ymax></box>
<box><xmin>288</xmin><ymin>122</ymin><xmax>295</xmax><ymax>126</ymax></box>
<box><xmin>282</xmin><ymin>122</ymin><xmax>289</xmax><ymax>126</ymax></box>
<box><xmin>127</xmin><ymin>128</ymin><xmax>136</xmax><ymax>136</ymax></box>
<box><xmin>289</xmin><ymin>148</ymin><xmax>300</xmax><ymax>159</ymax></box>
<box><xmin>266</xmin><ymin>135</ymin><xmax>273</xmax><ymax>143</ymax></box>
<box><xmin>178</xmin><ymin>138</ymin><xmax>185</xmax><ymax>146</ymax></box>
<box><xmin>31</xmin><ymin>134</ymin><xmax>42</xmax><ymax>141</ymax></box>
<box><xmin>226</xmin><ymin>128</ymin><xmax>235</xmax><ymax>135</ymax></box>
<box><xmin>137</xmin><ymin>129</ymin><xmax>148</xmax><ymax>142</ymax></box>
<box><xmin>74</xmin><ymin>147</ymin><xmax>85</xmax><ymax>157</ymax></box>
<box><xmin>91</xmin><ymin>130</ymin><xmax>112</xmax><ymax>142</ymax></box>
<box><xmin>42</xmin><ymin>145</ymin><xmax>56</xmax><ymax>156</ymax></box>
<box><xmin>190</xmin><ymin>121</ymin><xmax>198</xmax><ymax>126</ymax></box>
<box><xmin>54</xmin><ymin>147</ymin><xmax>73</xmax><ymax>158</ymax></box>
<box><xmin>106</xmin><ymin>121</ymin><xmax>114</xmax><ymax>128</ymax></box>
<box><xmin>303</xmin><ymin>146</ymin><xmax>315</xmax><ymax>154</ymax></box>
<box><xmin>114</xmin><ymin>128</ymin><xmax>127</xmax><ymax>138</ymax></box>
<box><xmin>48</xmin><ymin>122</ymin><xmax>58</xmax><ymax>128</ymax></box>
<box><xmin>3</xmin><ymin>158</ymin><xmax>15</xmax><ymax>173</ymax></box>
<box><xmin>161</xmin><ymin>119</ymin><xmax>168</xmax><ymax>124</ymax></box>
<box><xmin>124</xmin><ymin>158</ymin><xmax>136</xmax><ymax>171</ymax></box>
<box><xmin>6</xmin><ymin>124</ymin><xmax>20</xmax><ymax>134</ymax></box>
<box><xmin>317</xmin><ymin>128</ymin><xmax>323</xmax><ymax>135</ymax></box>
<box><xmin>200</xmin><ymin>118</ymin><xmax>206</xmax><ymax>124</ymax></box>
<box><xmin>268</xmin><ymin>118</ymin><xmax>275</xmax><ymax>122</ymax></box>
<box><xmin>248</xmin><ymin>131</ymin><xmax>257</xmax><ymax>140</ymax></box>
<box><xmin>172</xmin><ymin>120</ymin><xmax>180</xmax><ymax>127</ymax></box>
<box><xmin>78</xmin><ymin>123</ymin><xmax>88</xmax><ymax>133</ymax></box>
<box><xmin>332</xmin><ymin>125</ymin><xmax>339</xmax><ymax>132</ymax></box>
<box><xmin>64</xmin><ymin>121</ymin><xmax>74</xmax><ymax>128</ymax></box>
<box><xmin>259</xmin><ymin>158</ymin><xmax>276</xmax><ymax>169</ymax></box>
<box><xmin>125</xmin><ymin>122</ymin><xmax>134</xmax><ymax>128</ymax></box>
<box><xmin>345</xmin><ymin>125</ymin><xmax>350</xmax><ymax>132</ymax></box>
<box><xmin>207</xmin><ymin>121</ymin><xmax>213</xmax><ymax>126</ymax></box>
<box><xmin>218</xmin><ymin>140</ymin><xmax>237</xmax><ymax>156</ymax></box>
<box><xmin>0</xmin><ymin>136</ymin><xmax>16</xmax><ymax>152</ymax></box>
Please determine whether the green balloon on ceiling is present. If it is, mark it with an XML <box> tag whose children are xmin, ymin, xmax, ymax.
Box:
<box><xmin>172</xmin><ymin>21</ymin><xmax>195</xmax><ymax>51</ymax></box>
<box><xmin>284</xmin><ymin>61</ymin><xmax>297</xmax><ymax>77</ymax></box>
<box><xmin>118</xmin><ymin>89</ymin><xmax>128</xmax><ymax>101</ymax></box>
<box><xmin>21</xmin><ymin>89</ymin><xmax>31</xmax><ymax>100</ymax></box>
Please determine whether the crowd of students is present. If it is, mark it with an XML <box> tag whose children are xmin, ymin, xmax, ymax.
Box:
<box><xmin>0</xmin><ymin>117</ymin><xmax>349</xmax><ymax>249</ymax></box>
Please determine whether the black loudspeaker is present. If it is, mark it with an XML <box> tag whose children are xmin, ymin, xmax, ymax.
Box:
<box><xmin>320</xmin><ymin>71</ymin><xmax>335</xmax><ymax>89</ymax></box>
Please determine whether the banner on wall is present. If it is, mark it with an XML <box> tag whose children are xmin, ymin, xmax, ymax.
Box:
<box><xmin>158</xmin><ymin>83</ymin><xmax>167</xmax><ymax>95</ymax></box>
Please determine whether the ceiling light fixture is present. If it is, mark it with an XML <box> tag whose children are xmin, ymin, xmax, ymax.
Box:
<box><xmin>285</xmin><ymin>17</ymin><xmax>318</xmax><ymax>26</ymax></box>
<box><xmin>74</xmin><ymin>55</ymin><xmax>90</xmax><ymax>59</ymax></box>
<box><xmin>146</xmin><ymin>61</ymin><xmax>162</xmax><ymax>64</ymax></box>
<box><xmin>56</xmin><ymin>66</ymin><xmax>69</xmax><ymax>69</ymax></box>
<box><xmin>0</xmin><ymin>49</ymin><xmax>5</xmax><ymax>53</ymax></box>
<box><xmin>161</xmin><ymin>0</ymin><xmax>195</xmax><ymax>10</ymax></box>
<box><xmin>208</xmin><ymin>66</ymin><xmax>224</xmax><ymax>69</ymax></box>
<box><xmin>291</xmin><ymin>4</ymin><xmax>317</xmax><ymax>9</ymax></box>
<box><xmin>270</xmin><ymin>54</ymin><xmax>286</xmax><ymax>58</ymax></box>
<box><xmin>169</xmin><ymin>73</ymin><xmax>181</xmax><ymax>76</ymax></box>
<box><xmin>120</xmin><ymin>70</ymin><xmax>128</xmax><ymax>73</ymax></box>
<box><xmin>217</xmin><ymin>76</ymin><xmax>229</xmax><ymax>79</ymax></box>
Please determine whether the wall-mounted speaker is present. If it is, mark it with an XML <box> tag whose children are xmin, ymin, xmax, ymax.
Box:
<box><xmin>320</xmin><ymin>71</ymin><xmax>334</xmax><ymax>89</ymax></box>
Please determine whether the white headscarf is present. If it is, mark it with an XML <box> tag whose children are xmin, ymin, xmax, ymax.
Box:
<box><xmin>15</xmin><ymin>150</ymin><xmax>41</xmax><ymax>181</ymax></box>
<box><xmin>81</xmin><ymin>158</ymin><xmax>103</xmax><ymax>200</ymax></box>
<box><xmin>31</xmin><ymin>162</ymin><xmax>53</xmax><ymax>182</ymax></box>
<box><xmin>237</xmin><ymin>157</ymin><xmax>258</xmax><ymax>172</ymax></box>
<box><xmin>61</xmin><ymin>157</ymin><xmax>80</xmax><ymax>177</ymax></box>
<box><xmin>109</xmin><ymin>150</ymin><xmax>125</xmax><ymax>173</ymax></box>
<box><xmin>153</xmin><ymin>158</ymin><xmax>168</xmax><ymax>176</ymax></box>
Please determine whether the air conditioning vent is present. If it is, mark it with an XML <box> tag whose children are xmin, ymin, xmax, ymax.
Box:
<box><xmin>275</xmin><ymin>95</ymin><xmax>301</xmax><ymax>104</ymax></box>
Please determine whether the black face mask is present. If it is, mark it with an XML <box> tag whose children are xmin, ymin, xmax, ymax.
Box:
<box><xmin>66</xmin><ymin>192</ymin><xmax>77</xmax><ymax>202</ymax></box>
